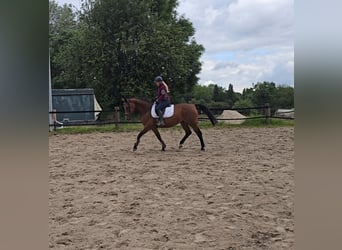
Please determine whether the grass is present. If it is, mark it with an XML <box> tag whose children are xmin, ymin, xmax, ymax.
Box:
<box><xmin>199</xmin><ymin>117</ymin><xmax>294</xmax><ymax>129</ymax></box>
<box><xmin>234</xmin><ymin>117</ymin><xmax>294</xmax><ymax>127</ymax></box>
<box><xmin>50</xmin><ymin>117</ymin><xmax>294</xmax><ymax>135</ymax></box>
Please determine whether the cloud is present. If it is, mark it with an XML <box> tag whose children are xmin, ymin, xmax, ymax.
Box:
<box><xmin>179</xmin><ymin>0</ymin><xmax>293</xmax><ymax>50</ymax></box>
<box><xmin>55</xmin><ymin>0</ymin><xmax>82</xmax><ymax>10</ymax></box>
<box><xmin>177</xmin><ymin>0</ymin><xmax>294</xmax><ymax>91</ymax></box>
<box><xmin>200</xmin><ymin>47</ymin><xmax>294</xmax><ymax>92</ymax></box>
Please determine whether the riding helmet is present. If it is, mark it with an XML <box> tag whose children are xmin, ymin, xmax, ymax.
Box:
<box><xmin>154</xmin><ymin>76</ymin><xmax>163</xmax><ymax>82</ymax></box>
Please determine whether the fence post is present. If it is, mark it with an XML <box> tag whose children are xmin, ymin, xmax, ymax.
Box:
<box><xmin>265</xmin><ymin>103</ymin><xmax>271</xmax><ymax>124</ymax></box>
<box><xmin>52</xmin><ymin>109</ymin><xmax>57</xmax><ymax>131</ymax></box>
<box><xmin>114</xmin><ymin>106</ymin><xmax>120</xmax><ymax>128</ymax></box>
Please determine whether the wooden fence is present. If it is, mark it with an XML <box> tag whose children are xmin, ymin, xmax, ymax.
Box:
<box><xmin>49</xmin><ymin>103</ymin><xmax>293</xmax><ymax>130</ymax></box>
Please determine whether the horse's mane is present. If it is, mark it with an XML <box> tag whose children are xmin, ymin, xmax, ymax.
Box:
<box><xmin>129</xmin><ymin>98</ymin><xmax>153</xmax><ymax>114</ymax></box>
<box><xmin>130</xmin><ymin>98</ymin><xmax>152</xmax><ymax>105</ymax></box>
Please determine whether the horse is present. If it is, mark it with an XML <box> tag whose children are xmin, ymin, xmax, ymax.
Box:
<box><xmin>122</xmin><ymin>98</ymin><xmax>218</xmax><ymax>151</ymax></box>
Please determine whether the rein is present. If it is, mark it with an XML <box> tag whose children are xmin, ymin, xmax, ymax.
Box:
<box><xmin>122</xmin><ymin>97</ymin><xmax>131</xmax><ymax>119</ymax></box>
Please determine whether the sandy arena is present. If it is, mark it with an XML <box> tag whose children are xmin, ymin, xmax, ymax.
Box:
<box><xmin>49</xmin><ymin>127</ymin><xmax>294</xmax><ymax>249</ymax></box>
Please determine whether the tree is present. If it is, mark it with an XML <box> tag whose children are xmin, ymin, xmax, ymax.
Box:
<box><xmin>273</xmin><ymin>85</ymin><xmax>294</xmax><ymax>109</ymax></box>
<box><xmin>49</xmin><ymin>0</ymin><xmax>204</xmax><ymax>108</ymax></box>
<box><xmin>212</xmin><ymin>84</ymin><xmax>219</xmax><ymax>102</ymax></box>
<box><xmin>233</xmin><ymin>98</ymin><xmax>254</xmax><ymax>115</ymax></box>
<box><xmin>237</xmin><ymin>82</ymin><xmax>294</xmax><ymax>114</ymax></box>
<box><xmin>191</xmin><ymin>85</ymin><xmax>213</xmax><ymax>104</ymax></box>
<box><xmin>226</xmin><ymin>83</ymin><xmax>238</xmax><ymax>108</ymax></box>
<box><xmin>212</xmin><ymin>84</ymin><xmax>226</xmax><ymax>103</ymax></box>
<box><xmin>49</xmin><ymin>0</ymin><xmax>77</xmax><ymax>88</ymax></box>
<box><xmin>252</xmin><ymin>81</ymin><xmax>277</xmax><ymax>107</ymax></box>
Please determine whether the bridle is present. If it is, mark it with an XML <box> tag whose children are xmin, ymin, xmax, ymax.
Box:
<box><xmin>122</xmin><ymin>97</ymin><xmax>131</xmax><ymax>120</ymax></box>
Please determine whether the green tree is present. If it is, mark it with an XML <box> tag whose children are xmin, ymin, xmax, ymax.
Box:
<box><xmin>49</xmin><ymin>0</ymin><xmax>77</xmax><ymax>88</ymax></box>
<box><xmin>273</xmin><ymin>85</ymin><xmax>294</xmax><ymax>109</ymax></box>
<box><xmin>226</xmin><ymin>83</ymin><xmax>238</xmax><ymax>108</ymax></box>
<box><xmin>50</xmin><ymin>0</ymin><xmax>204</xmax><ymax>108</ymax></box>
<box><xmin>233</xmin><ymin>98</ymin><xmax>254</xmax><ymax>115</ymax></box>
<box><xmin>212</xmin><ymin>84</ymin><xmax>226</xmax><ymax>103</ymax></box>
<box><xmin>242</xmin><ymin>87</ymin><xmax>254</xmax><ymax>100</ymax></box>
<box><xmin>191</xmin><ymin>85</ymin><xmax>213</xmax><ymax>104</ymax></box>
<box><xmin>237</xmin><ymin>82</ymin><xmax>294</xmax><ymax>115</ymax></box>
<box><xmin>252</xmin><ymin>81</ymin><xmax>277</xmax><ymax>107</ymax></box>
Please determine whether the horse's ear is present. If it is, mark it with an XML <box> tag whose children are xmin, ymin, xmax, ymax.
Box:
<box><xmin>121</xmin><ymin>96</ymin><xmax>128</xmax><ymax>103</ymax></box>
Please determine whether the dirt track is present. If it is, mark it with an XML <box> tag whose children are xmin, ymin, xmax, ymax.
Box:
<box><xmin>49</xmin><ymin>127</ymin><xmax>294</xmax><ymax>249</ymax></box>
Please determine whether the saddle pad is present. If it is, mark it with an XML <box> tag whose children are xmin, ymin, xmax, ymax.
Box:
<box><xmin>151</xmin><ymin>103</ymin><xmax>175</xmax><ymax>118</ymax></box>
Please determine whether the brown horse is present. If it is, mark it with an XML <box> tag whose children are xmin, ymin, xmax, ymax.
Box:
<box><xmin>122</xmin><ymin>98</ymin><xmax>217</xmax><ymax>151</ymax></box>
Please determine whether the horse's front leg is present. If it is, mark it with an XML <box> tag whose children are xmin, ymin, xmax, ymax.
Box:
<box><xmin>133</xmin><ymin>126</ymin><xmax>150</xmax><ymax>151</ymax></box>
<box><xmin>152</xmin><ymin>127</ymin><xmax>166</xmax><ymax>151</ymax></box>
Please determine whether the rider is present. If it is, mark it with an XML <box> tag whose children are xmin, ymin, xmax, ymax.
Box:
<box><xmin>154</xmin><ymin>76</ymin><xmax>170</xmax><ymax>126</ymax></box>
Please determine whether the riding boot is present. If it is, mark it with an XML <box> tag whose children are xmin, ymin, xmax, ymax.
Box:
<box><xmin>156</xmin><ymin>110</ymin><xmax>165</xmax><ymax>126</ymax></box>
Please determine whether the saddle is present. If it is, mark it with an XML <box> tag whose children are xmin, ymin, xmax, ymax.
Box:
<box><xmin>151</xmin><ymin>103</ymin><xmax>174</xmax><ymax>118</ymax></box>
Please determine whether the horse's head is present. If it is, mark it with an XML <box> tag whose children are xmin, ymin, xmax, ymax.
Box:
<box><xmin>122</xmin><ymin>97</ymin><xmax>135</xmax><ymax>120</ymax></box>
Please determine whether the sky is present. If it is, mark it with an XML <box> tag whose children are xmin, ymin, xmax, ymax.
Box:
<box><xmin>55</xmin><ymin>0</ymin><xmax>294</xmax><ymax>93</ymax></box>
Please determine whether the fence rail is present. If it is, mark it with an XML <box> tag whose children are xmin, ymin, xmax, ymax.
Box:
<box><xmin>49</xmin><ymin>110</ymin><xmax>106</xmax><ymax>114</ymax></box>
<box><xmin>49</xmin><ymin>104</ymin><xmax>293</xmax><ymax>130</ymax></box>
<box><xmin>199</xmin><ymin>116</ymin><xmax>267</xmax><ymax>121</ymax></box>
<box><xmin>206</xmin><ymin>106</ymin><xmax>268</xmax><ymax>111</ymax></box>
<box><xmin>48</xmin><ymin>106</ymin><xmax>268</xmax><ymax>114</ymax></box>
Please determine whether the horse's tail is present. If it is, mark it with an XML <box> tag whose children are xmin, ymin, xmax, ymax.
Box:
<box><xmin>195</xmin><ymin>104</ymin><xmax>218</xmax><ymax>126</ymax></box>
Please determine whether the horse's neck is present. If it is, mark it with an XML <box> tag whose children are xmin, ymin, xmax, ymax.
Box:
<box><xmin>133</xmin><ymin>99</ymin><xmax>150</xmax><ymax>115</ymax></box>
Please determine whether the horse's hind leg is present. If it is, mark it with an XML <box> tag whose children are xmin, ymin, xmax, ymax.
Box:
<box><xmin>152</xmin><ymin>127</ymin><xmax>166</xmax><ymax>151</ymax></box>
<box><xmin>189</xmin><ymin>123</ymin><xmax>205</xmax><ymax>151</ymax></box>
<box><xmin>179</xmin><ymin>122</ymin><xmax>192</xmax><ymax>149</ymax></box>
<box><xmin>133</xmin><ymin>127</ymin><xmax>150</xmax><ymax>151</ymax></box>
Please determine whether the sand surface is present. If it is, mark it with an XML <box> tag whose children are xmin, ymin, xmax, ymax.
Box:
<box><xmin>49</xmin><ymin>127</ymin><xmax>294</xmax><ymax>249</ymax></box>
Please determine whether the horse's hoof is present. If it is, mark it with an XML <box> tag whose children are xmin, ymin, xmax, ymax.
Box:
<box><xmin>201</xmin><ymin>147</ymin><xmax>205</xmax><ymax>151</ymax></box>
<box><xmin>133</xmin><ymin>146</ymin><xmax>137</xmax><ymax>151</ymax></box>
<box><xmin>179</xmin><ymin>144</ymin><xmax>183</xmax><ymax>149</ymax></box>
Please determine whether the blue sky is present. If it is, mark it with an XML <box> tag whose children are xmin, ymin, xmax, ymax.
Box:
<box><xmin>55</xmin><ymin>0</ymin><xmax>294</xmax><ymax>93</ymax></box>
